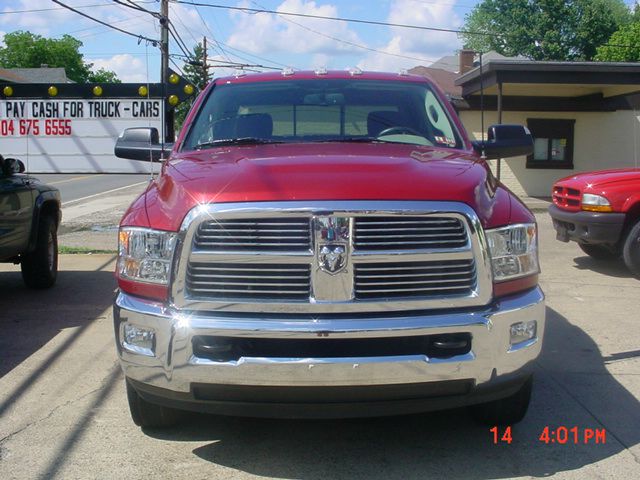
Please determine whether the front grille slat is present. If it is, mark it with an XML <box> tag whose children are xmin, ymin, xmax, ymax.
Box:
<box><xmin>354</xmin><ymin>216</ymin><xmax>468</xmax><ymax>251</ymax></box>
<box><xmin>354</xmin><ymin>260</ymin><xmax>476</xmax><ymax>300</ymax></box>
<box><xmin>187</xmin><ymin>262</ymin><xmax>311</xmax><ymax>301</ymax></box>
<box><xmin>195</xmin><ymin>218</ymin><xmax>310</xmax><ymax>252</ymax></box>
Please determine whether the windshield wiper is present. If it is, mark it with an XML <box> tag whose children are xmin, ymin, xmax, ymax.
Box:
<box><xmin>194</xmin><ymin>137</ymin><xmax>283</xmax><ymax>149</ymax></box>
<box><xmin>310</xmin><ymin>136</ymin><xmax>383</xmax><ymax>143</ymax></box>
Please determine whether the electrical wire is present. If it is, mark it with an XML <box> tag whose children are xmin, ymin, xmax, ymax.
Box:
<box><xmin>248</xmin><ymin>0</ymin><xmax>443</xmax><ymax>66</ymax></box>
<box><xmin>172</xmin><ymin>0</ymin><xmax>496</xmax><ymax>37</ymax></box>
<box><xmin>51</xmin><ymin>0</ymin><xmax>158</xmax><ymax>45</ymax></box>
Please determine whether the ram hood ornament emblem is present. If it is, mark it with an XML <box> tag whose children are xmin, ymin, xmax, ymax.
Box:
<box><xmin>319</xmin><ymin>244</ymin><xmax>346</xmax><ymax>274</ymax></box>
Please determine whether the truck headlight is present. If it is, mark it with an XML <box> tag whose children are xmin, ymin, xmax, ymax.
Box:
<box><xmin>581</xmin><ymin>193</ymin><xmax>612</xmax><ymax>212</ymax></box>
<box><xmin>486</xmin><ymin>223</ymin><xmax>539</xmax><ymax>281</ymax></box>
<box><xmin>118</xmin><ymin>227</ymin><xmax>177</xmax><ymax>284</ymax></box>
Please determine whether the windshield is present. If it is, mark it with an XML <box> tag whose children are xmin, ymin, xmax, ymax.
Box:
<box><xmin>182</xmin><ymin>78</ymin><xmax>463</xmax><ymax>151</ymax></box>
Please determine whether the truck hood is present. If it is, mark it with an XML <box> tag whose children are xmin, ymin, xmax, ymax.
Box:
<box><xmin>127</xmin><ymin>143</ymin><xmax>520</xmax><ymax>231</ymax></box>
<box><xmin>556</xmin><ymin>168</ymin><xmax>640</xmax><ymax>189</ymax></box>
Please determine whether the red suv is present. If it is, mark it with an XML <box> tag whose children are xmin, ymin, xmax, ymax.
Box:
<box><xmin>549</xmin><ymin>168</ymin><xmax>640</xmax><ymax>277</ymax></box>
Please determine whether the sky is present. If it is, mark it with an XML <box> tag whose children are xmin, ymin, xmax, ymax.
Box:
<box><xmin>0</xmin><ymin>0</ymin><xmax>637</xmax><ymax>84</ymax></box>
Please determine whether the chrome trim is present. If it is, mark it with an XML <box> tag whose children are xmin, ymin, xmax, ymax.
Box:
<box><xmin>171</xmin><ymin>201</ymin><xmax>493</xmax><ymax>314</ymax></box>
<box><xmin>115</xmin><ymin>287</ymin><xmax>545</xmax><ymax>390</ymax></box>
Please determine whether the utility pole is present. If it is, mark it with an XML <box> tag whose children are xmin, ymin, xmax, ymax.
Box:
<box><xmin>160</xmin><ymin>0</ymin><xmax>173</xmax><ymax>141</ymax></box>
<box><xmin>203</xmin><ymin>36</ymin><xmax>208</xmax><ymax>85</ymax></box>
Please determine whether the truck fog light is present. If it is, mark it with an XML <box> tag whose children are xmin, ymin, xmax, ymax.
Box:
<box><xmin>510</xmin><ymin>320</ymin><xmax>537</xmax><ymax>345</ymax></box>
<box><xmin>122</xmin><ymin>323</ymin><xmax>156</xmax><ymax>356</ymax></box>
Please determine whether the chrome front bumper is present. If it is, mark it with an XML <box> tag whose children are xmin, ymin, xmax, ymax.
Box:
<box><xmin>114</xmin><ymin>287</ymin><xmax>544</xmax><ymax>415</ymax></box>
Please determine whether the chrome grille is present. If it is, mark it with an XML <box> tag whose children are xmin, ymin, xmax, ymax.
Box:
<box><xmin>194</xmin><ymin>218</ymin><xmax>311</xmax><ymax>252</ymax></box>
<box><xmin>354</xmin><ymin>216</ymin><xmax>468</xmax><ymax>251</ymax></box>
<box><xmin>175</xmin><ymin>201</ymin><xmax>492</xmax><ymax>314</ymax></box>
<box><xmin>354</xmin><ymin>260</ymin><xmax>476</xmax><ymax>299</ymax></box>
<box><xmin>186</xmin><ymin>263</ymin><xmax>311</xmax><ymax>300</ymax></box>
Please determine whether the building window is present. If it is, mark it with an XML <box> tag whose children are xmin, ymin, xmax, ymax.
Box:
<box><xmin>526</xmin><ymin>119</ymin><xmax>575</xmax><ymax>169</ymax></box>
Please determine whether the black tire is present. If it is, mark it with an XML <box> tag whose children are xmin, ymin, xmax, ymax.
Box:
<box><xmin>126</xmin><ymin>379</ymin><xmax>182</xmax><ymax>428</ymax></box>
<box><xmin>21</xmin><ymin>214</ymin><xmax>58</xmax><ymax>289</ymax></box>
<box><xmin>469</xmin><ymin>376</ymin><xmax>533</xmax><ymax>426</ymax></box>
<box><xmin>578</xmin><ymin>242</ymin><xmax>620</xmax><ymax>260</ymax></box>
<box><xmin>623</xmin><ymin>220</ymin><xmax>640</xmax><ymax>279</ymax></box>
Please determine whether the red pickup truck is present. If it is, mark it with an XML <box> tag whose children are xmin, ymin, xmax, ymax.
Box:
<box><xmin>113</xmin><ymin>70</ymin><xmax>544</xmax><ymax>428</ymax></box>
<box><xmin>549</xmin><ymin>169</ymin><xmax>640</xmax><ymax>277</ymax></box>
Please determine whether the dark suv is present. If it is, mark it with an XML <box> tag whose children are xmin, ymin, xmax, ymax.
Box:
<box><xmin>0</xmin><ymin>155</ymin><xmax>61</xmax><ymax>288</ymax></box>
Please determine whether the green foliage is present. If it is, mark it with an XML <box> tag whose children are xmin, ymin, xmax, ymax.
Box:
<box><xmin>595</xmin><ymin>21</ymin><xmax>640</xmax><ymax>61</ymax></box>
<box><xmin>175</xmin><ymin>42</ymin><xmax>210</xmax><ymax>129</ymax></box>
<box><xmin>88</xmin><ymin>68</ymin><xmax>121</xmax><ymax>84</ymax></box>
<box><xmin>0</xmin><ymin>30</ymin><xmax>119</xmax><ymax>83</ymax></box>
<box><xmin>460</xmin><ymin>0</ymin><xmax>631</xmax><ymax>61</ymax></box>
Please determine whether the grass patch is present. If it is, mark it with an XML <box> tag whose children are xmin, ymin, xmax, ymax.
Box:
<box><xmin>59</xmin><ymin>245</ymin><xmax>117</xmax><ymax>254</ymax></box>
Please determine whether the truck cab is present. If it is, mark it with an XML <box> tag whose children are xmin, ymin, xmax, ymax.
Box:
<box><xmin>113</xmin><ymin>71</ymin><xmax>544</xmax><ymax>427</ymax></box>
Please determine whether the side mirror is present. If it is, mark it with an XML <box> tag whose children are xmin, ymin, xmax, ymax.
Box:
<box><xmin>114</xmin><ymin>127</ymin><xmax>172</xmax><ymax>162</ymax></box>
<box><xmin>1</xmin><ymin>157</ymin><xmax>26</xmax><ymax>176</ymax></box>
<box><xmin>472</xmin><ymin>124</ymin><xmax>533</xmax><ymax>160</ymax></box>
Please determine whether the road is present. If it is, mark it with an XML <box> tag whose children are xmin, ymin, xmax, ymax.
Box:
<box><xmin>0</xmin><ymin>212</ymin><xmax>639</xmax><ymax>479</ymax></box>
<box><xmin>32</xmin><ymin>173</ymin><xmax>150</xmax><ymax>205</ymax></box>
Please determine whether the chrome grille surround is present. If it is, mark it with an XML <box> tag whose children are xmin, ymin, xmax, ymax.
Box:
<box><xmin>171</xmin><ymin>201</ymin><xmax>493</xmax><ymax>314</ymax></box>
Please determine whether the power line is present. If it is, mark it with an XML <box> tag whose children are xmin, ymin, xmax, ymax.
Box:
<box><xmin>51</xmin><ymin>0</ymin><xmax>158</xmax><ymax>45</ymax></box>
<box><xmin>247</xmin><ymin>0</ymin><xmax>442</xmax><ymax>66</ymax></box>
<box><xmin>189</xmin><ymin>3</ymin><xmax>234</xmax><ymax>62</ymax></box>
<box><xmin>172</xmin><ymin>0</ymin><xmax>497</xmax><ymax>37</ymax></box>
<box><xmin>0</xmin><ymin>0</ymin><xmax>157</xmax><ymax>15</ymax></box>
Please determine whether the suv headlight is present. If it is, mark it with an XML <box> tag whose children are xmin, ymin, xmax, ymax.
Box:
<box><xmin>118</xmin><ymin>227</ymin><xmax>177</xmax><ymax>284</ymax></box>
<box><xmin>486</xmin><ymin>223</ymin><xmax>539</xmax><ymax>281</ymax></box>
<box><xmin>581</xmin><ymin>193</ymin><xmax>612</xmax><ymax>212</ymax></box>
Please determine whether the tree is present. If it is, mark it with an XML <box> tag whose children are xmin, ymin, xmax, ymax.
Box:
<box><xmin>0</xmin><ymin>31</ymin><xmax>119</xmax><ymax>83</ymax></box>
<box><xmin>595</xmin><ymin>22</ymin><xmax>640</xmax><ymax>61</ymax></box>
<box><xmin>460</xmin><ymin>0</ymin><xmax>631</xmax><ymax>61</ymax></box>
<box><xmin>175</xmin><ymin>41</ymin><xmax>210</xmax><ymax>128</ymax></box>
<box><xmin>88</xmin><ymin>68</ymin><xmax>121</xmax><ymax>84</ymax></box>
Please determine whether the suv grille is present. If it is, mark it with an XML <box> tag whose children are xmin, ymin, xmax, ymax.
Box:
<box><xmin>552</xmin><ymin>185</ymin><xmax>581</xmax><ymax>211</ymax></box>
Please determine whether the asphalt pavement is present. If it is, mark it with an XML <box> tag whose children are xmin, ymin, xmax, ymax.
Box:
<box><xmin>0</xmin><ymin>193</ymin><xmax>639</xmax><ymax>479</ymax></box>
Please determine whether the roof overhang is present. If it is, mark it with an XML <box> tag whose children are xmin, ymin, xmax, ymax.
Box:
<box><xmin>455</xmin><ymin>61</ymin><xmax>640</xmax><ymax>111</ymax></box>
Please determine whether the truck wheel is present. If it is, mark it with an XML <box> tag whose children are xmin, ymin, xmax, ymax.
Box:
<box><xmin>578</xmin><ymin>243</ymin><xmax>620</xmax><ymax>260</ymax></box>
<box><xmin>623</xmin><ymin>221</ymin><xmax>640</xmax><ymax>279</ymax></box>
<box><xmin>125</xmin><ymin>379</ymin><xmax>182</xmax><ymax>428</ymax></box>
<box><xmin>469</xmin><ymin>376</ymin><xmax>533</xmax><ymax>426</ymax></box>
<box><xmin>21</xmin><ymin>215</ymin><xmax>58</xmax><ymax>289</ymax></box>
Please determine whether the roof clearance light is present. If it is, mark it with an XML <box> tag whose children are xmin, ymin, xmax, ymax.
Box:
<box><xmin>168</xmin><ymin>95</ymin><xmax>179</xmax><ymax>106</ymax></box>
<box><xmin>138</xmin><ymin>85</ymin><xmax>148</xmax><ymax>97</ymax></box>
<box><xmin>93</xmin><ymin>85</ymin><xmax>103</xmax><ymax>96</ymax></box>
<box><xmin>3</xmin><ymin>86</ymin><xmax>13</xmax><ymax>97</ymax></box>
<box><xmin>48</xmin><ymin>86</ymin><xmax>58</xmax><ymax>97</ymax></box>
<box><xmin>169</xmin><ymin>73</ymin><xmax>180</xmax><ymax>84</ymax></box>
<box><xmin>184</xmin><ymin>84</ymin><xmax>195</xmax><ymax>95</ymax></box>
<box><xmin>581</xmin><ymin>193</ymin><xmax>612</xmax><ymax>212</ymax></box>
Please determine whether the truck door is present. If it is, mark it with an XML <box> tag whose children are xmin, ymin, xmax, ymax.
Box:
<box><xmin>0</xmin><ymin>171</ymin><xmax>34</xmax><ymax>260</ymax></box>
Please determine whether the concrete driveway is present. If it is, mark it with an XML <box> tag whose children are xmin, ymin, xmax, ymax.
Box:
<box><xmin>0</xmin><ymin>212</ymin><xmax>639</xmax><ymax>479</ymax></box>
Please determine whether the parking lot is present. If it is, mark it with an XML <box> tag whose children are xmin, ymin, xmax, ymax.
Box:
<box><xmin>1</xmin><ymin>211</ymin><xmax>639</xmax><ymax>479</ymax></box>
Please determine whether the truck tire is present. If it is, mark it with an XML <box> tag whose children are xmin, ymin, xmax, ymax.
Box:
<box><xmin>469</xmin><ymin>376</ymin><xmax>533</xmax><ymax>426</ymax></box>
<box><xmin>126</xmin><ymin>379</ymin><xmax>182</xmax><ymax>428</ymax></box>
<box><xmin>578</xmin><ymin>243</ymin><xmax>620</xmax><ymax>260</ymax></box>
<box><xmin>21</xmin><ymin>214</ymin><xmax>58</xmax><ymax>289</ymax></box>
<box><xmin>623</xmin><ymin>220</ymin><xmax>640</xmax><ymax>279</ymax></box>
